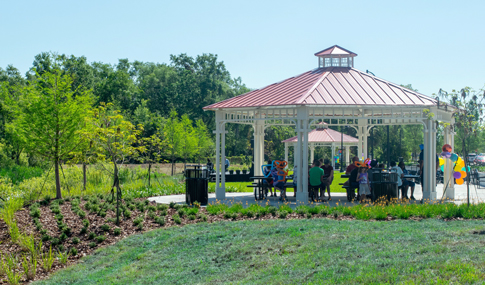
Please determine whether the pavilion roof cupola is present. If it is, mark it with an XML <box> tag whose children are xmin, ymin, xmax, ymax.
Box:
<box><xmin>314</xmin><ymin>45</ymin><xmax>357</xmax><ymax>68</ymax></box>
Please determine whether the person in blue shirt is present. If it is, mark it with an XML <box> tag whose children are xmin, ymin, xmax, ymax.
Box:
<box><xmin>225</xmin><ymin>158</ymin><xmax>230</xmax><ymax>172</ymax></box>
<box><xmin>418</xmin><ymin>144</ymin><xmax>439</xmax><ymax>194</ymax></box>
<box><xmin>263</xmin><ymin>160</ymin><xmax>275</xmax><ymax>197</ymax></box>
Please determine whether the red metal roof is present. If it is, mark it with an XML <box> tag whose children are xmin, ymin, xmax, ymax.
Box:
<box><xmin>282</xmin><ymin>128</ymin><xmax>359</xmax><ymax>144</ymax></box>
<box><xmin>314</xmin><ymin>45</ymin><xmax>357</xmax><ymax>57</ymax></box>
<box><xmin>204</xmin><ymin>67</ymin><xmax>437</xmax><ymax>109</ymax></box>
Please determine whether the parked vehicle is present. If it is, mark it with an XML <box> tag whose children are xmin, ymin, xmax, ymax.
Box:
<box><xmin>468</xmin><ymin>153</ymin><xmax>477</xmax><ymax>164</ymax></box>
<box><xmin>474</xmin><ymin>155</ymin><xmax>485</xmax><ymax>166</ymax></box>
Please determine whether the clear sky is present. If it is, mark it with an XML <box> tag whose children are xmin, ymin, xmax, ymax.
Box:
<box><xmin>1</xmin><ymin>0</ymin><xmax>484</xmax><ymax>97</ymax></box>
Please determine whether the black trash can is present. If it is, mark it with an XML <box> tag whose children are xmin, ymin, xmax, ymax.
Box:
<box><xmin>185</xmin><ymin>166</ymin><xmax>209</xmax><ymax>205</ymax></box>
<box><xmin>371</xmin><ymin>172</ymin><xmax>398</xmax><ymax>201</ymax></box>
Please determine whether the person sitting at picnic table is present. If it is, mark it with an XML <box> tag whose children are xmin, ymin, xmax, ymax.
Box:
<box><xmin>320</xmin><ymin>158</ymin><xmax>334</xmax><ymax>201</ymax></box>
<box><xmin>225</xmin><ymin>158</ymin><xmax>230</xmax><ymax>172</ymax></box>
<box><xmin>390</xmin><ymin>161</ymin><xmax>404</xmax><ymax>198</ymax></box>
<box><xmin>206</xmin><ymin>158</ymin><xmax>214</xmax><ymax>173</ymax></box>
<box><xmin>346</xmin><ymin>156</ymin><xmax>360</xmax><ymax>174</ymax></box>
<box><xmin>263</xmin><ymin>160</ymin><xmax>275</xmax><ymax>197</ymax></box>
<box><xmin>343</xmin><ymin>156</ymin><xmax>360</xmax><ymax>188</ymax></box>
<box><xmin>399</xmin><ymin>162</ymin><xmax>416</xmax><ymax>200</ymax></box>
<box><xmin>271</xmin><ymin>161</ymin><xmax>287</xmax><ymax>201</ymax></box>
<box><xmin>309</xmin><ymin>159</ymin><xmax>326</xmax><ymax>201</ymax></box>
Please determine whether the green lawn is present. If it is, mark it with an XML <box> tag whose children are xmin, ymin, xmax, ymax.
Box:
<box><xmin>210</xmin><ymin>171</ymin><xmax>348</xmax><ymax>193</ymax></box>
<box><xmin>35</xmin><ymin>218</ymin><xmax>485</xmax><ymax>284</ymax></box>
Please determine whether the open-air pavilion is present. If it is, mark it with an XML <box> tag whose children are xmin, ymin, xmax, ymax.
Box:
<box><xmin>282</xmin><ymin>124</ymin><xmax>359</xmax><ymax>169</ymax></box>
<box><xmin>203</xmin><ymin>45</ymin><xmax>456</xmax><ymax>204</ymax></box>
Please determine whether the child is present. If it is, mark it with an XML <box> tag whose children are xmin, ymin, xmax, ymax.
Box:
<box><xmin>356</xmin><ymin>167</ymin><xmax>371</xmax><ymax>203</ymax></box>
<box><xmin>271</xmin><ymin>163</ymin><xmax>287</xmax><ymax>201</ymax></box>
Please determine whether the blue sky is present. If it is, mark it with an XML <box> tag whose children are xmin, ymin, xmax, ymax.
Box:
<box><xmin>1</xmin><ymin>0</ymin><xmax>484</xmax><ymax>97</ymax></box>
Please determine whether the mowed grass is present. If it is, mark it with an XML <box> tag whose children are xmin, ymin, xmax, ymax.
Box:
<box><xmin>209</xmin><ymin>171</ymin><xmax>348</xmax><ymax>193</ymax></box>
<box><xmin>35</xmin><ymin>218</ymin><xmax>485</xmax><ymax>284</ymax></box>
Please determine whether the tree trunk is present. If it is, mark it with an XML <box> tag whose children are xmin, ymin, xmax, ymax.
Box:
<box><xmin>83</xmin><ymin>163</ymin><xmax>87</xmax><ymax>191</ymax></box>
<box><xmin>171</xmin><ymin>158</ymin><xmax>175</xmax><ymax>176</ymax></box>
<box><xmin>54</xmin><ymin>158</ymin><xmax>62</xmax><ymax>199</ymax></box>
<box><xmin>148</xmin><ymin>164</ymin><xmax>151</xmax><ymax>187</ymax></box>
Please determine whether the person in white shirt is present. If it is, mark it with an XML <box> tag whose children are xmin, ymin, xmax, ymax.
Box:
<box><xmin>390</xmin><ymin>161</ymin><xmax>404</xmax><ymax>198</ymax></box>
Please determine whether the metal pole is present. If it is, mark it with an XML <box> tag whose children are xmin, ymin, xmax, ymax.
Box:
<box><xmin>387</xmin><ymin>125</ymin><xmax>390</xmax><ymax>168</ymax></box>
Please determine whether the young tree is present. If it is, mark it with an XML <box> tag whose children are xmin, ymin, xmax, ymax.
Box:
<box><xmin>180</xmin><ymin>114</ymin><xmax>198</xmax><ymax>168</ymax></box>
<box><xmin>194</xmin><ymin>119</ymin><xmax>213</xmax><ymax>164</ymax></box>
<box><xmin>162</xmin><ymin>110</ymin><xmax>184</xmax><ymax>176</ymax></box>
<box><xmin>137</xmin><ymin>133</ymin><xmax>163</xmax><ymax>187</ymax></box>
<box><xmin>12</xmin><ymin>70</ymin><xmax>93</xmax><ymax>199</ymax></box>
<box><xmin>85</xmin><ymin>103</ymin><xmax>142</xmax><ymax>224</ymax></box>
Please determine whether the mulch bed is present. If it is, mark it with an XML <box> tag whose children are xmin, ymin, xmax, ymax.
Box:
<box><xmin>1</xmin><ymin>195</ymin><xmax>438</xmax><ymax>284</ymax></box>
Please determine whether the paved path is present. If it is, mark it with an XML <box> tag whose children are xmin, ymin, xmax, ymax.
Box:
<box><xmin>148</xmin><ymin>182</ymin><xmax>485</xmax><ymax>209</ymax></box>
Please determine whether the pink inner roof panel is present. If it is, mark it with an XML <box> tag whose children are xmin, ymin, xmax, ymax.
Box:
<box><xmin>314</xmin><ymin>45</ymin><xmax>357</xmax><ymax>57</ymax></box>
<box><xmin>282</xmin><ymin>128</ymin><xmax>359</xmax><ymax>144</ymax></box>
<box><xmin>203</xmin><ymin>67</ymin><xmax>437</xmax><ymax>110</ymax></box>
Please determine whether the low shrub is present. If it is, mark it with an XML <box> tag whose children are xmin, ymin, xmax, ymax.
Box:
<box><xmin>114</xmin><ymin>228</ymin><xmax>121</xmax><ymax>236</ymax></box>
<box><xmin>72</xmin><ymin>237</ymin><xmax>80</xmax><ymax>244</ymax></box>
<box><xmin>101</xmin><ymin>224</ymin><xmax>110</xmax><ymax>232</ymax></box>
<box><xmin>95</xmin><ymin>235</ymin><xmax>106</xmax><ymax>243</ymax></box>
<box><xmin>133</xmin><ymin>217</ymin><xmax>143</xmax><ymax>226</ymax></box>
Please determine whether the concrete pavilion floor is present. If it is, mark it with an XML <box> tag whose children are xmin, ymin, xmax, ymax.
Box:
<box><xmin>148</xmin><ymin>183</ymin><xmax>485</xmax><ymax>209</ymax></box>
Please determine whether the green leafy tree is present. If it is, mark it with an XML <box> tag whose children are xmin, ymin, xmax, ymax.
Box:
<box><xmin>85</xmin><ymin>103</ymin><xmax>142</xmax><ymax>224</ymax></box>
<box><xmin>137</xmin><ymin>133</ymin><xmax>163</xmax><ymax>187</ymax></box>
<box><xmin>12</xmin><ymin>69</ymin><xmax>93</xmax><ymax>199</ymax></box>
<box><xmin>180</xmin><ymin>114</ymin><xmax>198</xmax><ymax>168</ymax></box>
<box><xmin>194</xmin><ymin>119</ymin><xmax>213</xmax><ymax>164</ymax></box>
<box><xmin>162</xmin><ymin>110</ymin><xmax>184</xmax><ymax>176</ymax></box>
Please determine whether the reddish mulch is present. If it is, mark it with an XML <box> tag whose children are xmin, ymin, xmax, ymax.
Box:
<box><xmin>2</xmin><ymin>196</ymin><xmax>417</xmax><ymax>284</ymax></box>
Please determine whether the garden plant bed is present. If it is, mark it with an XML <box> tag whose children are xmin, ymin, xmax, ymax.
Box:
<box><xmin>3</xmin><ymin>195</ymin><xmax>485</xmax><ymax>283</ymax></box>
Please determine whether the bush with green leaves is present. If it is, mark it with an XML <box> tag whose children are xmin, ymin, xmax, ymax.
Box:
<box><xmin>70</xmin><ymin>247</ymin><xmax>78</xmax><ymax>256</ymax></box>
<box><xmin>41</xmin><ymin>234</ymin><xmax>50</xmax><ymax>242</ymax></box>
<box><xmin>133</xmin><ymin>217</ymin><xmax>143</xmax><ymax>226</ymax></box>
<box><xmin>154</xmin><ymin>216</ymin><xmax>166</xmax><ymax>226</ymax></box>
<box><xmin>30</xmin><ymin>207</ymin><xmax>41</xmax><ymax>218</ymax></box>
<box><xmin>72</xmin><ymin>237</ymin><xmax>80</xmax><ymax>244</ymax></box>
<box><xmin>114</xmin><ymin>228</ymin><xmax>121</xmax><ymax>236</ymax></box>
<box><xmin>88</xmin><ymin>232</ymin><xmax>96</xmax><ymax>240</ymax></box>
<box><xmin>172</xmin><ymin>214</ymin><xmax>182</xmax><ymax>224</ymax></box>
<box><xmin>101</xmin><ymin>224</ymin><xmax>110</xmax><ymax>232</ymax></box>
<box><xmin>278</xmin><ymin>210</ymin><xmax>288</xmax><ymax>219</ymax></box>
<box><xmin>123</xmin><ymin>209</ymin><xmax>132</xmax><ymax>218</ymax></box>
<box><xmin>95</xmin><ymin>235</ymin><xmax>106</xmax><ymax>243</ymax></box>
<box><xmin>89</xmin><ymin>242</ymin><xmax>96</xmax><ymax>248</ymax></box>
<box><xmin>157</xmin><ymin>204</ymin><xmax>169</xmax><ymax>211</ymax></box>
<box><xmin>51</xmin><ymin>238</ymin><xmax>60</xmax><ymax>246</ymax></box>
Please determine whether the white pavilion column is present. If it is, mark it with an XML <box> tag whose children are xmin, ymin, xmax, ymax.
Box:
<box><xmin>296</xmin><ymin>107</ymin><xmax>310</xmax><ymax>204</ymax></box>
<box><xmin>363</xmin><ymin>132</ymin><xmax>368</xmax><ymax>159</ymax></box>
<box><xmin>423</xmin><ymin>119</ymin><xmax>437</xmax><ymax>201</ymax></box>
<box><xmin>443</xmin><ymin>125</ymin><xmax>455</xmax><ymax>199</ymax></box>
<box><xmin>253</xmin><ymin>117</ymin><xmax>265</xmax><ymax>176</ymax></box>
<box><xmin>357</xmin><ymin>119</ymin><xmax>365</xmax><ymax>161</ymax></box>
<box><xmin>331</xmin><ymin>143</ymin><xmax>336</xmax><ymax>168</ymax></box>
<box><xmin>221</xmin><ymin>122</ymin><xmax>226</xmax><ymax>190</ymax></box>
<box><xmin>214</xmin><ymin>111</ymin><xmax>225</xmax><ymax>199</ymax></box>
<box><xmin>310</xmin><ymin>144</ymin><xmax>315</xmax><ymax>163</ymax></box>
<box><xmin>284</xmin><ymin>142</ymin><xmax>289</xmax><ymax>164</ymax></box>
<box><xmin>345</xmin><ymin>146</ymin><xmax>350</xmax><ymax>167</ymax></box>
